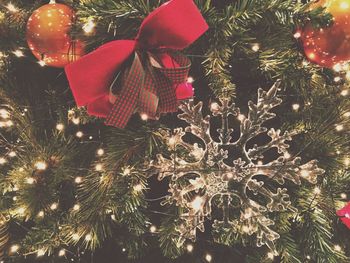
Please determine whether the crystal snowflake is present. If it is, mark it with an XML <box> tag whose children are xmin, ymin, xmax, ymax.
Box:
<box><xmin>150</xmin><ymin>81</ymin><xmax>324</xmax><ymax>251</ymax></box>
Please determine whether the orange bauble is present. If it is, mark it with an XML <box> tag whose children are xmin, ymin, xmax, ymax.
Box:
<box><xmin>301</xmin><ymin>0</ymin><xmax>350</xmax><ymax>68</ymax></box>
<box><xmin>26</xmin><ymin>2</ymin><xmax>84</xmax><ymax>68</ymax></box>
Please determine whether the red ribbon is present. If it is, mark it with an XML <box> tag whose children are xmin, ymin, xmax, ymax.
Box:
<box><xmin>65</xmin><ymin>0</ymin><xmax>208</xmax><ymax>128</ymax></box>
<box><xmin>337</xmin><ymin>202</ymin><xmax>350</xmax><ymax>229</ymax></box>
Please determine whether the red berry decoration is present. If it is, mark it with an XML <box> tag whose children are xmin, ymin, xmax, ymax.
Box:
<box><xmin>337</xmin><ymin>202</ymin><xmax>350</xmax><ymax>229</ymax></box>
<box><xmin>301</xmin><ymin>0</ymin><xmax>350</xmax><ymax>68</ymax></box>
<box><xmin>26</xmin><ymin>1</ymin><xmax>84</xmax><ymax>68</ymax></box>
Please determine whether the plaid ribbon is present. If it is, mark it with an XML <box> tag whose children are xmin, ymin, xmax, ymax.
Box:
<box><xmin>105</xmin><ymin>51</ymin><xmax>191</xmax><ymax>128</ymax></box>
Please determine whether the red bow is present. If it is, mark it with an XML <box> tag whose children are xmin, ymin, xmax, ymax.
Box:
<box><xmin>337</xmin><ymin>202</ymin><xmax>350</xmax><ymax>229</ymax></box>
<box><xmin>65</xmin><ymin>0</ymin><xmax>208</xmax><ymax>128</ymax></box>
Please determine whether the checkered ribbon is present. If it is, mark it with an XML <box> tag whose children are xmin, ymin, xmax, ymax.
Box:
<box><xmin>65</xmin><ymin>0</ymin><xmax>208</xmax><ymax>128</ymax></box>
<box><xmin>105</xmin><ymin>51</ymin><xmax>190</xmax><ymax>127</ymax></box>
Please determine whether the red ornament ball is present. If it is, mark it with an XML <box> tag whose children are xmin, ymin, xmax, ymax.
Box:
<box><xmin>301</xmin><ymin>0</ymin><xmax>350</xmax><ymax>68</ymax></box>
<box><xmin>26</xmin><ymin>2</ymin><xmax>84</xmax><ymax>68</ymax></box>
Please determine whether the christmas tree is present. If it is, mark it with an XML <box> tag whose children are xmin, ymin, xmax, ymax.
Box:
<box><xmin>0</xmin><ymin>0</ymin><xmax>350</xmax><ymax>262</ymax></box>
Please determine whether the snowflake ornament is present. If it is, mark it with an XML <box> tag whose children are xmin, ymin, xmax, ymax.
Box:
<box><xmin>150</xmin><ymin>81</ymin><xmax>324</xmax><ymax>251</ymax></box>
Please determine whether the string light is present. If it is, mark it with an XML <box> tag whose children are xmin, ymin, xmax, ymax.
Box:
<box><xmin>26</xmin><ymin>177</ymin><xmax>35</xmax><ymax>184</ymax></box>
<box><xmin>50</xmin><ymin>202</ymin><xmax>58</xmax><ymax>210</ymax></box>
<box><xmin>97</xmin><ymin>148</ymin><xmax>104</xmax><ymax>156</ymax></box>
<box><xmin>95</xmin><ymin>163</ymin><xmax>103</xmax><ymax>171</ymax></box>
<box><xmin>8</xmin><ymin>151</ymin><xmax>16</xmax><ymax>157</ymax></box>
<box><xmin>283</xmin><ymin>152</ymin><xmax>291</xmax><ymax>159</ymax></box>
<box><xmin>12</xmin><ymin>49</ymin><xmax>24</xmax><ymax>57</ymax></box>
<box><xmin>300</xmin><ymin>169</ymin><xmax>310</xmax><ymax>178</ymax></box>
<box><xmin>75</xmin><ymin>176</ymin><xmax>82</xmax><ymax>184</ymax></box>
<box><xmin>344</xmin><ymin>157</ymin><xmax>350</xmax><ymax>166</ymax></box>
<box><xmin>76</xmin><ymin>131</ymin><xmax>84</xmax><ymax>138</ymax></box>
<box><xmin>38</xmin><ymin>211</ymin><xmax>44</xmax><ymax>218</ymax></box>
<box><xmin>35</xmin><ymin>161</ymin><xmax>47</xmax><ymax>170</ymax></box>
<box><xmin>333</xmin><ymin>63</ymin><xmax>342</xmax><ymax>72</ymax></box>
<box><xmin>340</xmin><ymin>89</ymin><xmax>349</xmax><ymax>96</ymax></box>
<box><xmin>205</xmin><ymin>253</ymin><xmax>212</xmax><ymax>262</ymax></box>
<box><xmin>267</xmin><ymin>252</ymin><xmax>275</xmax><ymax>259</ymax></box>
<box><xmin>122</xmin><ymin>248</ymin><xmax>126</xmax><ymax>252</ymax></box>
<box><xmin>335</xmin><ymin>124</ymin><xmax>344</xmax><ymax>131</ymax></box>
<box><xmin>37</xmin><ymin>60</ymin><xmax>46</xmax><ymax>67</ymax></box>
<box><xmin>73</xmin><ymin>204</ymin><xmax>80</xmax><ymax>211</ymax></box>
<box><xmin>58</xmin><ymin>249</ymin><xmax>66</xmax><ymax>257</ymax></box>
<box><xmin>72</xmin><ymin>117</ymin><xmax>80</xmax><ymax>125</ymax></box>
<box><xmin>313</xmin><ymin>187</ymin><xmax>321</xmax><ymax>195</ymax></box>
<box><xmin>186</xmin><ymin>244</ymin><xmax>194</xmax><ymax>253</ymax></box>
<box><xmin>340</xmin><ymin>1</ymin><xmax>350</xmax><ymax>9</ymax></box>
<box><xmin>210</xmin><ymin>102</ymin><xmax>220</xmax><ymax>112</ymax></box>
<box><xmin>237</xmin><ymin>114</ymin><xmax>245</xmax><ymax>121</ymax></box>
<box><xmin>306</xmin><ymin>255</ymin><xmax>311</xmax><ymax>260</ymax></box>
<box><xmin>334</xmin><ymin>244</ymin><xmax>342</xmax><ymax>252</ymax></box>
<box><xmin>82</xmin><ymin>19</ymin><xmax>96</xmax><ymax>35</ymax></box>
<box><xmin>191</xmin><ymin>196</ymin><xmax>204</xmax><ymax>211</ymax></box>
<box><xmin>17</xmin><ymin>207</ymin><xmax>25</xmax><ymax>215</ymax></box>
<box><xmin>251</xmin><ymin>43</ymin><xmax>260</xmax><ymax>52</ymax></box>
<box><xmin>0</xmin><ymin>109</ymin><xmax>10</xmax><ymax>119</ymax></box>
<box><xmin>10</xmin><ymin>244</ymin><xmax>19</xmax><ymax>253</ymax></box>
<box><xmin>140</xmin><ymin>113</ymin><xmax>148</xmax><ymax>121</ymax></box>
<box><xmin>123</xmin><ymin>167</ymin><xmax>131</xmax><ymax>175</ymax></box>
<box><xmin>187</xmin><ymin>76</ymin><xmax>194</xmax><ymax>83</ymax></box>
<box><xmin>133</xmin><ymin>184</ymin><xmax>143</xmax><ymax>192</ymax></box>
<box><xmin>0</xmin><ymin>157</ymin><xmax>6</xmax><ymax>165</ymax></box>
<box><xmin>334</xmin><ymin>76</ymin><xmax>342</xmax><ymax>82</ymax></box>
<box><xmin>5</xmin><ymin>3</ymin><xmax>19</xmax><ymax>13</ymax></box>
<box><xmin>293</xmin><ymin>31</ymin><xmax>301</xmax><ymax>39</ymax></box>
<box><xmin>72</xmin><ymin>233</ymin><xmax>80</xmax><ymax>241</ymax></box>
<box><xmin>150</xmin><ymin>225</ymin><xmax>157</xmax><ymax>233</ymax></box>
<box><xmin>292</xmin><ymin>104</ymin><xmax>300</xmax><ymax>111</ymax></box>
<box><xmin>56</xmin><ymin>123</ymin><xmax>65</xmax><ymax>131</ymax></box>
<box><xmin>341</xmin><ymin>193</ymin><xmax>347</xmax><ymax>199</ymax></box>
<box><xmin>85</xmin><ymin>234</ymin><xmax>92</xmax><ymax>241</ymax></box>
<box><xmin>343</xmin><ymin>111</ymin><xmax>350</xmax><ymax>118</ymax></box>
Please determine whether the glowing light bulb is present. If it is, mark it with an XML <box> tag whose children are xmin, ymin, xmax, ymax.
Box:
<box><xmin>292</xmin><ymin>104</ymin><xmax>300</xmax><ymax>111</ymax></box>
<box><xmin>58</xmin><ymin>249</ymin><xmax>66</xmax><ymax>257</ymax></box>
<box><xmin>333</xmin><ymin>63</ymin><xmax>342</xmax><ymax>72</ymax></box>
<box><xmin>140</xmin><ymin>113</ymin><xmax>148</xmax><ymax>121</ymax></box>
<box><xmin>186</xmin><ymin>244</ymin><xmax>194</xmax><ymax>253</ymax></box>
<box><xmin>95</xmin><ymin>163</ymin><xmax>103</xmax><ymax>171</ymax></box>
<box><xmin>284</xmin><ymin>152</ymin><xmax>291</xmax><ymax>159</ymax></box>
<box><xmin>267</xmin><ymin>252</ymin><xmax>274</xmax><ymax>259</ymax></box>
<box><xmin>340</xmin><ymin>89</ymin><xmax>349</xmax><ymax>96</ymax></box>
<box><xmin>300</xmin><ymin>170</ymin><xmax>310</xmax><ymax>178</ymax></box>
<box><xmin>72</xmin><ymin>233</ymin><xmax>79</xmax><ymax>241</ymax></box>
<box><xmin>187</xmin><ymin>76</ymin><xmax>194</xmax><ymax>83</ymax></box>
<box><xmin>150</xmin><ymin>225</ymin><xmax>157</xmax><ymax>233</ymax></box>
<box><xmin>83</xmin><ymin>19</ymin><xmax>96</xmax><ymax>35</ymax></box>
<box><xmin>133</xmin><ymin>184</ymin><xmax>143</xmax><ymax>192</ymax></box>
<box><xmin>35</xmin><ymin>161</ymin><xmax>47</xmax><ymax>170</ymax></box>
<box><xmin>313</xmin><ymin>187</ymin><xmax>321</xmax><ymax>195</ymax></box>
<box><xmin>191</xmin><ymin>196</ymin><xmax>204</xmax><ymax>211</ymax></box>
<box><xmin>343</xmin><ymin>112</ymin><xmax>350</xmax><ymax>117</ymax></box>
<box><xmin>75</xmin><ymin>177</ymin><xmax>82</xmax><ymax>184</ymax></box>
<box><xmin>123</xmin><ymin>167</ymin><xmax>131</xmax><ymax>175</ymax></box>
<box><xmin>38</xmin><ymin>60</ymin><xmax>46</xmax><ymax>67</ymax></box>
<box><xmin>334</xmin><ymin>244</ymin><xmax>342</xmax><ymax>252</ymax></box>
<box><xmin>237</xmin><ymin>114</ymin><xmax>245</xmax><ymax>121</ymax></box>
<box><xmin>73</xmin><ymin>204</ymin><xmax>80</xmax><ymax>211</ymax></box>
<box><xmin>334</xmin><ymin>76</ymin><xmax>342</xmax><ymax>82</ymax></box>
<box><xmin>85</xmin><ymin>234</ymin><xmax>92</xmax><ymax>241</ymax></box>
<box><xmin>205</xmin><ymin>253</ymin><xmax>212</xmax><ymax>262</ymax></box>
<box><xmin>210</xmin><ymin>102</ymin><xmax>220</xmax><ymax>112</ymax></box>
<box><xmin>307</xmin><ymin>52</ymin><xmax>316</xmax><ymax>60</ymax></box>
<box><xmin>97</xmin><ymin>148</ymin><xmax>104</xmax><ymax>156</ymax></box>
<box><xmin>341</xmin><ymin>193</ymin><xmax>347</xmax><ymax>199</ymax></box>
<box><xmin>10</xmin><ymin>244</ymin><xmax>19</xmax><ymax>253</ymax></box>
<box><xmin>17</xmin><ymin>207</ymin><xmax>25</xmax><ymax>215</ymax></box>
<box><xmin>0</xmin><ymin>157</ymin><xmax>6</xmax><ymax>165</ymax></box>
<box><xmin>26</xmin><ymin>177</ymin><xmax>35</xmax><ymax>184</ymax></box>
<box><xmin>344</xmin><ymin>158</ymin><xmax>350</xmax><ymax>166</ymax></box>
<box><xmin>38</xmin><ymin>211</ymin><xmax>44</xmax><ymax>218</ymax></box>
<box><xmin>6</xmin><ymin>3</ymin><xmax>19</xmax><ymax>13</ymax></box>
<box><xmin>9</xmin><ymin>151</ymin><xmax>16</xmax><ymax>157</ymax></box>
<box><xmin>0</xmin><ymin>109</ymin><xmax>10</xmax><ymax>119</ymax></box>
<box><xmin>56</xmin><ymin>123</ymin><xmax>64</xmax><ymax>131</ymax></box>
<box><xmin>251</xmin><ymin>43</ymin><xmax>260</xmax><ymax>52</ymax></box>
<box><xmin>72</xmin><ymin>117</ymin><xmax>80</xmax><ymax>125</ymax></box>
<box><xmin>50</xmin><ymin>203</ymin><xmax>58</xmax><ymax>210</ymax></box>
<box><xmin>293</xmin><ymin>31</ymin><xmax>301</xmax><ymax>39</ymax></box>
<box><xmin>335</xmin><ymin>124</ymin><xmax>344</xmax><ymax>131</ymax></box>
<box><xmin>340</xmin><ymin>1</ymin><xmax>349</xmax><ymax>9</ymax></box>
<box><xmin>76</xmin><ymin>131</ymin><xmax>84</xmax><ymax>138</ymax></box>
<box><xmin>12</xmin><ymin>50</ymin><xmax>24</xmax><ymax>57</ymax></box>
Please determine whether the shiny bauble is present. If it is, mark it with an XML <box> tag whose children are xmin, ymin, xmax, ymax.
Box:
<box><xmin>301</xmin><ymin>0</ymin><xmax>350</xmax><ymax>68</ymax></box>
<box><xmin>26</xmin><ymin>2</ymin><xmax>84</xmax><ymax>67</ymax></box>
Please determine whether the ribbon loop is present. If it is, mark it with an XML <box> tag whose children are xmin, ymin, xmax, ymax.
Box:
<box><xmin>65</xmin><ymin>0</ymin><xmax>208</xmax><ymax>128</ymax></box>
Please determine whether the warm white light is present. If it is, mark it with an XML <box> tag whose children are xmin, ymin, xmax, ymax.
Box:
<box><xmin>50</xmin><ymin>203</ymin><xmax>58</xmax><ymax>210</ymax></box>
<box><xmin>237</xmin><ymin>114</ymin><xmax>245</xmax><ymax>121</ymax></box>
<box><xmin>340</xmin><ymin>89</ymin><xmax>349</xmax><ymax>96</ymax></box>
<box><xmin>313</xmin><ymin>187</ymin><xmax>321</xmax><ymax>195</ymax></box>
<box><xmin>75</xmin><ymin>177</ymin><xmax>82</xmax><ymax>183</ymax></box>
<box><xmin>150</xmin><ymin>225</ymin><xmax>157</xmax><ymax>233</ymax></box>
<box><xmin>335</xmin><ymin>124</ymin><xmax>344</xmax><ymax>131</ymax></box>
<box><xmin>344</xmin><ymin>158</ymin><xmax>350</xmax><ymax>166</ymax></box>
<box><xmin>0</xmin><ymin>109</ymin><xmax>10</xmax><ymax>119</ymax></box>
<box><xmin>186</xmin><ymin>244</ymin><xmax>194</xmax><ymax>253</ymax></box>
<box><xmin>341</xmin><ymin>193</ymin><xmax>347</xmax><ymax>199</ymax></box>
<box><xmin>56</xmin><ymin>123</ymin><xmax>64</xmax><ymax>131</ymax></box>
<box><xmin>73</xmin><ymin>204</ymin><xmax>80</xmax><ymax>211</ymax></box>
<box><xmin>187</xmin><ymin>76</ymin><xmax>194</xmax><ymax>83</ymax></box>
<box><xmin>58</xmin><ymin>249</ymin><xmax>66</xmax><ymax>257</ymax></box>
<box><xmin>300</xmin><ymin>170</ymin><xmax>310</xmax><ymax>178</ymax></box>
<box><xmin>37</xmin><ymin>60</ymin><xmax>46</xmax><ymax>67</ymax></box>
<box><xmin>17</xmin><ymin>207</ymin><xmax>25</xmax><ymax>215</ymax></box>
<box><xmin>72</xmin><ymin>233</ymin><xmax>80</xmax><ymax>241</ymax></box>
<box><xmin>72</xmin><ymin>117</ymin><xmax>80</xmax><ymax>125</ymax></box>
<box><xmin>210</xmin><ymin>102</ymin><xmax>220</xmax><ymax>112</ymax></box>
<box><xmin>97</xmin><ymin>148</ymin><xmax>104</xmax><ymax>156</ymax></box>
<box><xmin>12</xmin><ymin>50</ymin><xmax>24</xmax><ymax>57</ymax></box>
<box><xmin>9</xmin><ymin>151</ymin><xmax>16</xmax><ymax>157</ymax></box>
<box><xmin>38</xmin><ymin>211</ymin><xmax>44</xmax><ymax>218</ymax></box>
<box><xmin>334</xmin><ymin>244</ymin><xmax>342</xmax><ymax>252</ymax></box>
<box><xmin>140</xmin><ymin>113</ymin><xmax>148</xmax><ymax>121</ymax></box>
<box><xmin>10</xmin><ymin>244</ymin><xmax>19</xmax><ymax>253</ymax></box>
<box><xmin>333</xmin><ymin>63</ymin><xmax>342</xmax><ymax>72</ymax></box>
<box><xmin>343</xmin><ymin>111</ymin><xmax>350</xmax><ymax>118</ymax></box>
<box><xmin>251</xmin><ymin>43</ymin><xmax>260</xmax><ymax>52</ymax></box>
<box><xmin>123</xmin><ymin>167</ymin><xmax>131</xmax><ymax>175</ymax></box>
<box><xmin>6</xmin><ymin>3</ymin><xmax>19</xmax><ymax>13</ymax></box>
<box><xmin>334</xmin><ymin>76</ymin><xmax>342</xmax><ymax>82</ymax></box>
<box><xmin>76</xmin><ymin>131</ymin><xmax>84</xmax><ymax>138</ymax></box>
<box><xmin>205</xmin><ymin>253</ymin><xmax>212</xmax><ymax>262</ymax></box>
<box><xmin>26</xmin><ymin>177</ymin><xmax>35</xmax><ymax>184</ymax></box>
<box><xmin>95</xmin><ymin>163</ymin><xmax>103</xmax><ymax>171</ymax></box>
<box><xmin>83</xmin><ymin>19</ymin><xmax>96</xmax><ymax>35</ymax></box>
<box><xmin>5</xmin><ymin>120</ymin><xmax>13</xmax><ymax>127</ymax></box>
<box><xmin>122</xmin><ymin>248</ymin><xmax>126</xmax><ymax>252</ymax></box>
<box><xmin>133</xmin><ymin>184</ymin><xmax>143</xmax><ymax>192</ymax></box>
<box><xmin>0</xmin><ymin>157</ymin><xmax>6</xmax><ymax>165</ymax></box>
<box><xmin>284</xmin><ymin>152</ymin><xmax>291</xmax><ymax>159</ymax></box>
<box><xmin>37</xmin><ymin>249</ymin><xmax>45</xmax><ymax>257</ymax></box>
<box><xmin>35</xmin><ymin>161</ymin><xmax>47</xmax><ymax>170</ymax></box>
<box><xmin>191</xmin><ymin>196</ymin><xmax>204</xmax><ymax>211</ymax></box>
<box><xmin>292</xmin><ymin>104</ymin><xmax>300</xmax><ymax>111</ymax></box>
<box><xmin>293</xmin><ymin>31</ymin><xmax>301</xmax><ymax>39</ymax></box>
<box><xmin>267</xmin><ymin>252</ymin><xmax>274</xmax><ymax>259</ymax></box>
<box><xmin>85</xmin><ymin>234</ymin><xmax>92</xmax><ymax>241</ymax></box>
